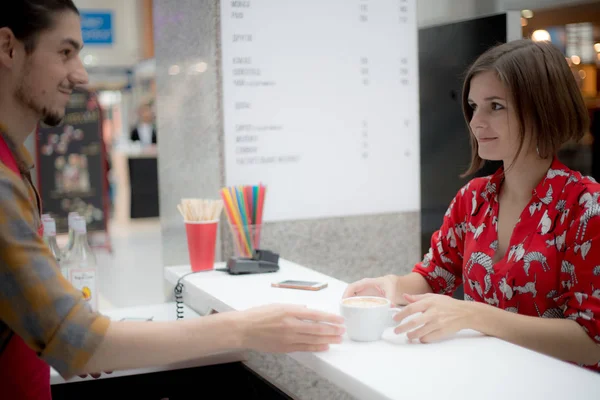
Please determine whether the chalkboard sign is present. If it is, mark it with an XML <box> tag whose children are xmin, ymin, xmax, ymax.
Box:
<box><xmin>35</xmin><ymin>88</ymin><xmax>109</xmax><ymax>235</ymax></box>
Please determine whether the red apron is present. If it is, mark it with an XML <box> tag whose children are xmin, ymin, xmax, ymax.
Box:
<box><xmin>0</xmin><ymin>134</ymin><xmax>51</xmax><ymax>399</ymax></box>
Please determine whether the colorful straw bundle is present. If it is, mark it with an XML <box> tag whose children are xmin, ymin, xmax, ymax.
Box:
<box><xmin>220</xmin><ymin>184</ymin><xmax>267</xmax><ymax>258</ymax></box>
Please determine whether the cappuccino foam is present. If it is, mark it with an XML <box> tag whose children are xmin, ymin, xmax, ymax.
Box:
<box><xmin>343</xmin><ymin>297</ymin><xmax>387</xmax><ymax>307</ymax></box>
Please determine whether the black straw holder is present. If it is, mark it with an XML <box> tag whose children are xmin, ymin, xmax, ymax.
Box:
<box><xmin>224</xmin><ymin>249</ymin><xmax>280</xmax><ymax>275</ymax></box>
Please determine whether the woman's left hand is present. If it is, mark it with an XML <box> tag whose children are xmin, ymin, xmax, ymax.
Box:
<box><xmin>393</xmin><ymin>293</ymin><xmax>475</xmax><ymax>343</ymax></box>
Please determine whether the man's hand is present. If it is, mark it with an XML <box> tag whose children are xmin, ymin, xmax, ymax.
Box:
<box><xmin>78</xmin><ymin>371</ymin><xmax>112</xmax><ymax>379</ymax></box>
<box><xmin>239</xmin><ymin>304</ymin><xmax>346</xmax><ymax>353</ymax></box>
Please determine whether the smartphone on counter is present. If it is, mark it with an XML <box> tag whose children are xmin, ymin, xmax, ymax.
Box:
<box><xmin>271</xmin><ymin>280</ymin><xmax>328</xmax><ymax>291</ymax></box>
<box><xmin>119</xmin><ymin>317</ymin><xmax>154</xmax><ymax>322</ymax></box>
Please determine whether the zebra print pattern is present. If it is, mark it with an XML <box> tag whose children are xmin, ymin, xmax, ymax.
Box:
<box><xmin>575</xmin><ymin>292</ymin><xmax>589</xmax><ymax>306</ymax></box>
<box><xmin>566</xmin><ymin>175</ymin><xmax>579</xmax><ymax>186</ymax></box>
<box><xmin>421</xmin><ymin>249</ymin><xmax>433</xmax><ymax>268</ymax></box>
<box><xmin>539</xmin><ymin>185</ymin><xmax>553</xmax><ymax>205</ymax></box>
<box><xmin>465</xmin><ymin>252</ymin><xmax>495</xmax><ymax>294</ymax></box>
<box><xmin>468</xmin><ymin>279</ymin><xmax>483</xmax><ymax>298</ymax></box>
<box><xmin>513</xmin><ymin>275</ymin><xmax>537</xmax><ymax>298</ymax></box>
<box><xmin>499</xmin><ymin>278</ymin><xmax>514</xmax><ymax>301</ymax></box>
<box><xmin>484</xmin><ymin>291</ymin><xmax>499</xmax><ymax>307</ymax></box>
<box><xmin>427</xmin><ymin>266</ymin><xmax>456</xmax><ymax>292</ymax></box>
<box><xmin>446</xmin><ymin>228</ymin><xmax>457</xmax><ymax>249</ymax></box>
<box><xmin>534</xmin><ymin>302</ymin><xmax>564</xmax><ymax>318</ymax></box>
<box><xmin>481</xmin><ymin>181</ymin><xmax>497</xmax><ymax>200</ymax></box>
<box><xmin>440</xmin><ymin>254</ymin><xmax>453</xmax><ymax>265</ymax></box>
<box><xmin>576</xmin><ymin>203</ymin><xmax>600</xmax><ymax>241</ymax></box>
<box><xmin>546</xmin><ymin>169</ymin><xmax>570</xmax><ymax>179</ymax></box>
<box><xmin>523</xmin><ymin>252</ymin><xmax>550</xmax><ymax>276</ymax></box>
<box><xmin>542</xmin><ymin>308</ymin><xmax>564</xmax><ymax>319</ymax></box>
<box><xmin>561</xmin><ymin>260</ymin><xmax>578</xmax><ymax>285</ymax></box>
<box><xmin>460</xmin><ymin>181</ymin><xmax>471</xmax><ymax>196</ymax></box>
<box><xmin>465</xmin><ymin>252</ymin><xmax>493</xmax><ymax>275</ymax></box>
<box><xmin>483</xmin><ymin>274</ymin><xmax>493</xmax><ymax>295</ymax></box>
<box><xmin>568</xmin><ymin>310</ymin><xmax>594</xmax><ymax>321</ymax></box>
<box><xmin>445</xmin><ymin>199</ymin><xmax>455</xmax><ymax>217</ymax></box>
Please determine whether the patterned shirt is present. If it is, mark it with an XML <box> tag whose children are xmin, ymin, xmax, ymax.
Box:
<box><xmin>413</xmin><ymin>157</ymin><xmax>600</xmax><ymax>372</ymax></box>
<box><xmin>0</xmin><ymin>130</ymin><xmax>110</xmax><ymax>380</ymax></box>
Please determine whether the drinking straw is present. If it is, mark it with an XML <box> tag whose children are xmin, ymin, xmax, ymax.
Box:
<box><xmin>220</xmin><ymin>188</ymin><xmax>251</xmax><ymax>257</ymax></box>
<box><xmin>235</xmin><ymin>186</ymin><xmax>254</xmax><ymax>254</ymax></box>
<box><xmin>219</xmin><ymin>189</ymin><xmax>245</xmax><ymax>256</ymax></box>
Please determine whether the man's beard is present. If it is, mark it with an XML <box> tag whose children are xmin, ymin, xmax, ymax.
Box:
<box><xmin>15</xmin><ymin>71</ymin><xmax>64</xmax><ymax>127</ymax></box>
<box><xmin>39</xmin><ymin>107</ymin><xmax>64</xmax><ymax>127</ymax></box>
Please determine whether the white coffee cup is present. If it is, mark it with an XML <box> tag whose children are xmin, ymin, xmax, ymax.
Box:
<box><xmin>340</xmin><ymin>296</ymin><xmax>401</xmax><ymax>342</ymax></box>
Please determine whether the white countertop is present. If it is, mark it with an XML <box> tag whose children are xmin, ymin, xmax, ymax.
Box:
<box><xmin>112</xmin><ymin>143</ymin><xmax>158</xmax><ymax>158</ymax></box>
<box><xmin>51</xmin><ymin>302</ymin><xmax>246</xmax><ymax>385</ymax></box>
<box><xmin>165</xmin><ymin>259</ymin><xmax>600</xmax><ymax>400</ymax></box>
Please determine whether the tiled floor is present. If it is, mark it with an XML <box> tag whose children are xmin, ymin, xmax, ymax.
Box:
<box><xmin>90</xmin><ymin>218</ymin><xmax>167</xmax><ymax>311</ymax></box>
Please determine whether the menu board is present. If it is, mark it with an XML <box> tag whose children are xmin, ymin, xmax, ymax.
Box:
<box><xmin>36</xmin><ymin>88</ymin><xmax>108</xmax><ymax>234</ymax></box>
<box><xmin>221</xmin><ymin>0</ymin><xmax>419</xmax><ymax>222</ymax></box>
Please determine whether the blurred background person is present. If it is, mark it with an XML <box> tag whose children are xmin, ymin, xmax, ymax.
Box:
<box><xmin>129</xmin><ymin>103</ymin><xmax>156</xmax><ymax>147</ymax></box>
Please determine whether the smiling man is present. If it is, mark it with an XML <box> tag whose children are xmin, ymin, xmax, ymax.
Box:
<box><xmin>0</xmin><ymin>2</ymin><xmax>92</xmax><ymax>399</ymax></box>
<box><xmin>0</xmin><ymin>2</ymin><xmax>345</xmax><ymax>399</ymax></box>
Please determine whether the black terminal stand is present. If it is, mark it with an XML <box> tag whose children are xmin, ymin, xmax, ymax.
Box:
<box><xmin>224</xmin><ymin>249</ymin><xmax>280</xmax><ymax>275</ymax></box>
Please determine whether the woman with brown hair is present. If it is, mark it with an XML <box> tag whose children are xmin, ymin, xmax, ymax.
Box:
<box><xmin>344</xmin><ymin>39</ymin><xmax>600</xmax><ymax>371</ymax></box>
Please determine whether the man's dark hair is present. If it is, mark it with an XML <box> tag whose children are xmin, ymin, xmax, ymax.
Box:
<box><xmin>2</xmin><ymin>0</ymin><xmax>80</xmax><ymax>53</ymax></box>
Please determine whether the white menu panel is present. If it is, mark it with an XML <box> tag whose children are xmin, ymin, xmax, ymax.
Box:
<box><xmin>221</xmin><ymin>0</ymin><xmax>420</xmax><ymax>222</ymax></box>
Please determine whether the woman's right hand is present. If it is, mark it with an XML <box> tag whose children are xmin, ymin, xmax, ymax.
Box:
<box><xmin>342</xmin><ymin>275</ymin><xmax>398</xmax><ymax>304</ymax></box>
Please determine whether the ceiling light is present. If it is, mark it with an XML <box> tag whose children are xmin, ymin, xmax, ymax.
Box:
<box><xmin>532</xmin><ymin>30</ymin><xmax>551</xmax><ymax>42</ymax></box>
<box><xmin>521</xmin><ymin>10</ymin><xmax>534</xmax><ymax>19</ymax></box>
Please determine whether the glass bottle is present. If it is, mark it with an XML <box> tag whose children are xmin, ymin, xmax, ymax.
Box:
<box><xmin>63</xmin><ymin>211</ymin><xmax>80</xmax><ymax>258</ymax></box>
<box><xmin>42</xmin><ymin>218</ymin><xmax>66</xmax><ymax>278</ymax></box>
<box><xmin>63</xmin><ymin>216</ymin><xmax>98</xmax><ymax>311</ymax></box>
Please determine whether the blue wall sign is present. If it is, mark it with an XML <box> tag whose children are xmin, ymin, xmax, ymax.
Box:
<box><xmin>80</xmin><ymin>11</ymin><xmax>114</xmax><ymax>45</ymax></box>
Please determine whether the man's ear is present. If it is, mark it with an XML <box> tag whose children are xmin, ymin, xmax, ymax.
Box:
<box><xmin>0</xmin><ymin>27</ymin><xmax>17</xmax><ymax>68</ymax></box>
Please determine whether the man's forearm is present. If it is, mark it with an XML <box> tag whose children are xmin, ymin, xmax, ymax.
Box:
<box><xmin>82</xmin><ymin>312</ymin><xmax>244</xmax><ymax>375</ymax></box>
<box><xmin>469</xmin><ymin>302</ymin><xmax>600</xmax><ymax>366</ymax></box>
<box><xmin>393</xmin><ymin>273</ymin><xmax>433</xmax><ymax>305</ymax></box>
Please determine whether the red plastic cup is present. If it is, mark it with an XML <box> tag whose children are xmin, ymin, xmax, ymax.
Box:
<box><xmin>185</xmin><ymin>220</ymin><xmax>218</xmax><ymax>272</ymax></box>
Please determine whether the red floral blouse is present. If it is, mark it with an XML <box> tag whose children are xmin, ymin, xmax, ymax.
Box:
<box><xmin>413</xmin><ymin>157</ymin><xmax>600</xmax><ymax>372</ymax></box>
